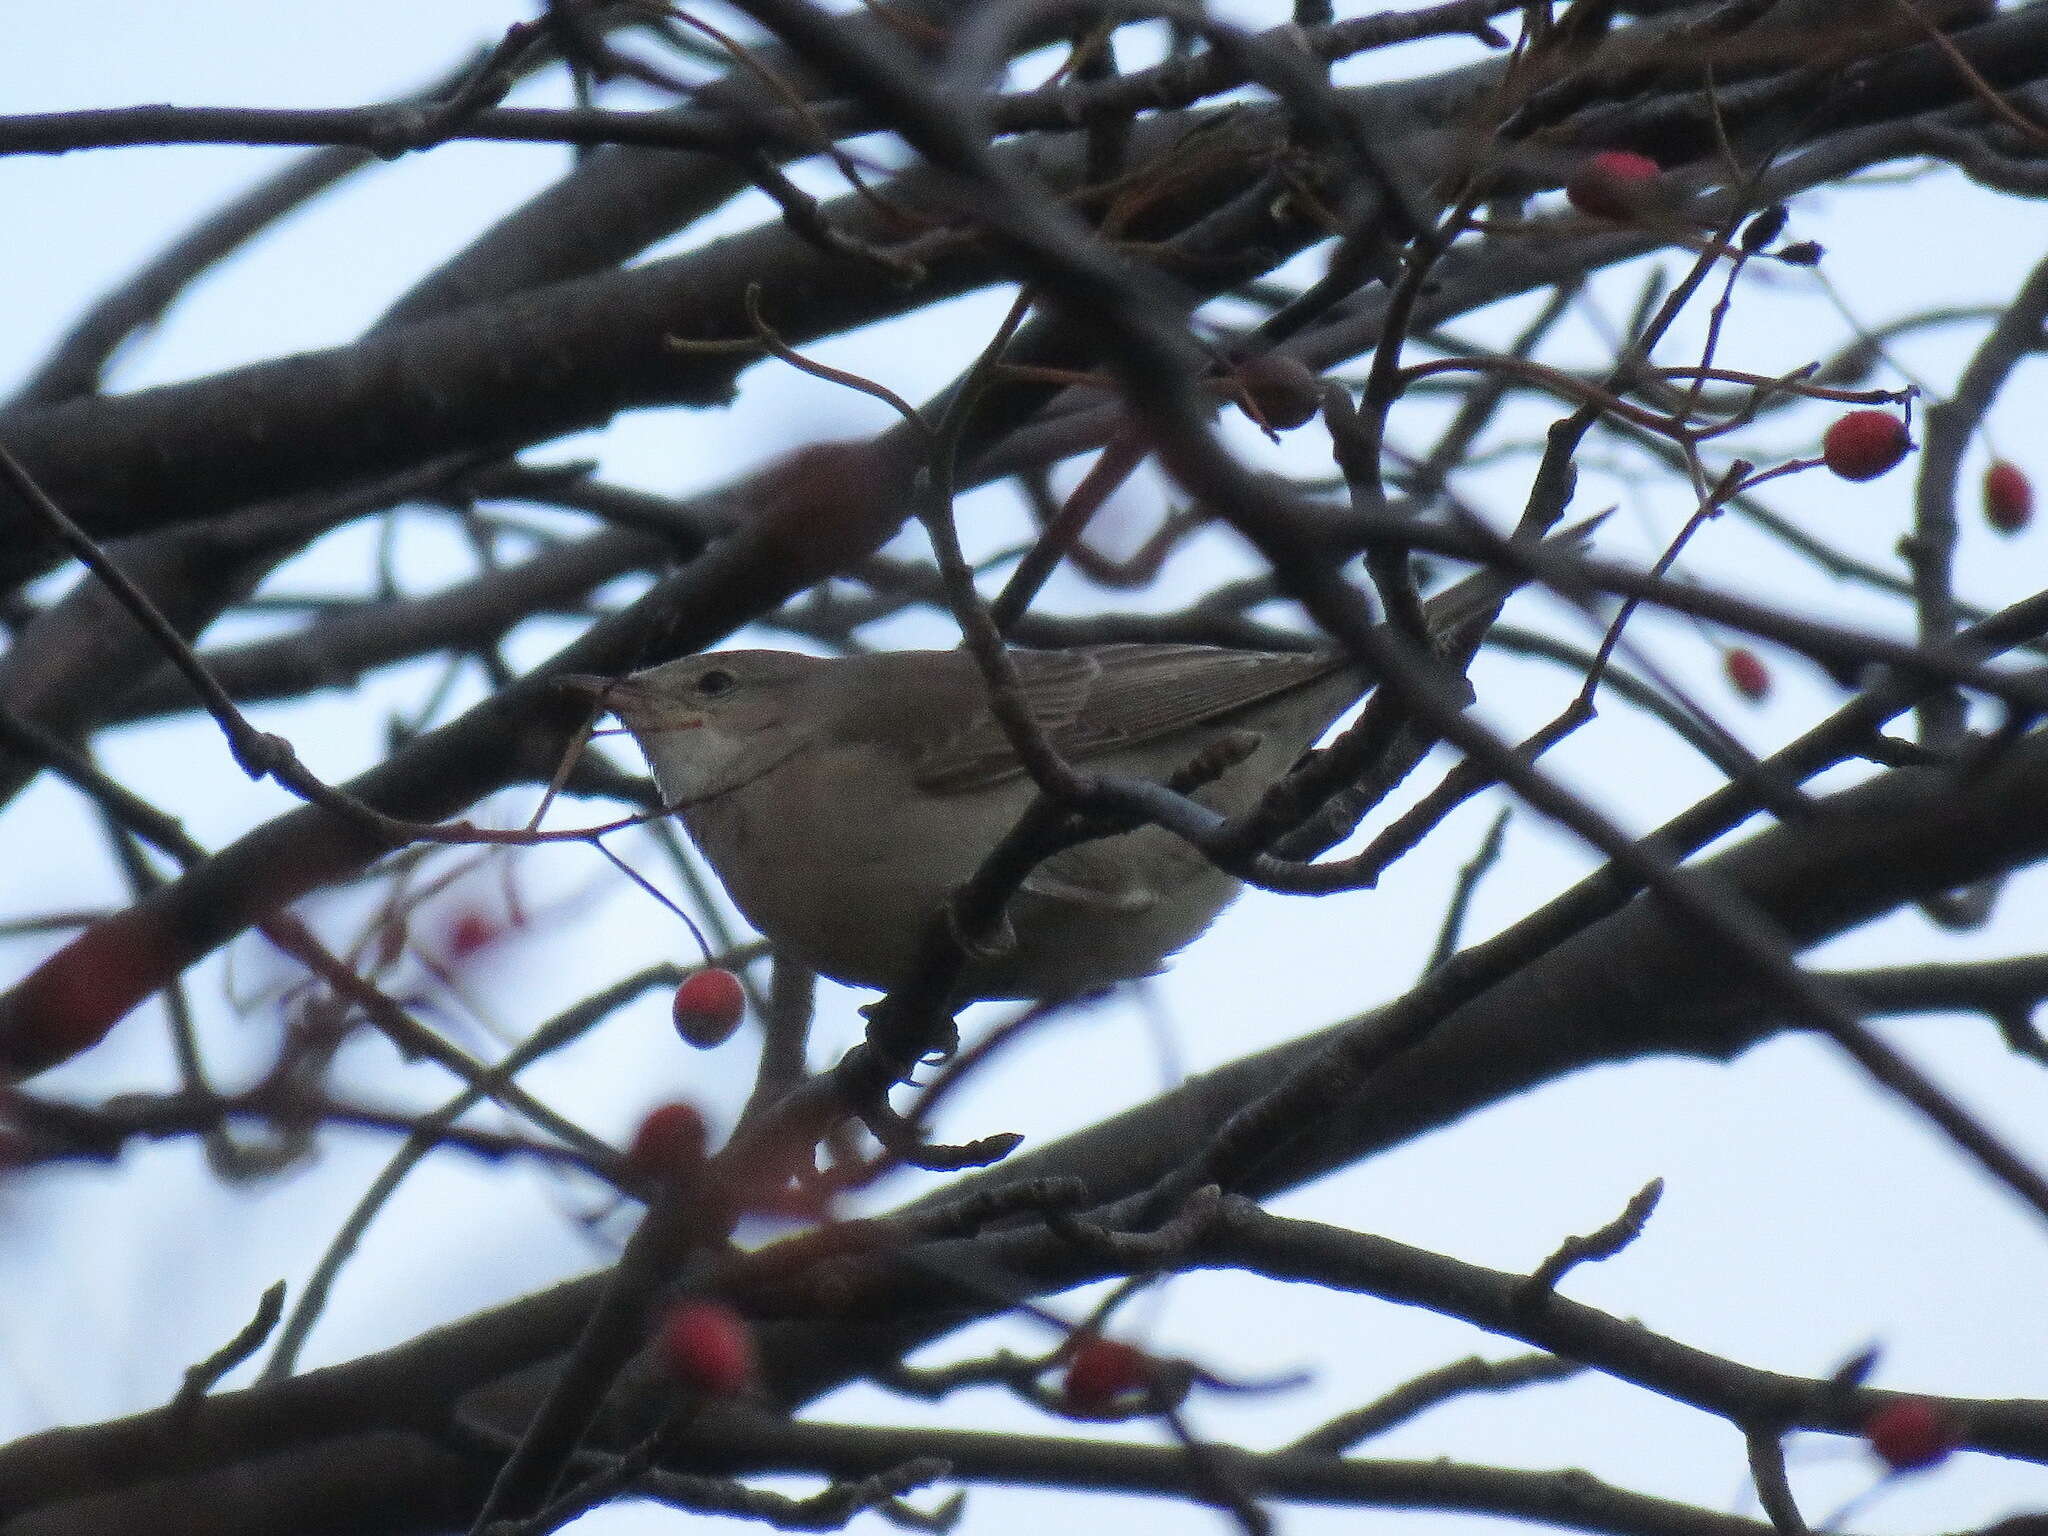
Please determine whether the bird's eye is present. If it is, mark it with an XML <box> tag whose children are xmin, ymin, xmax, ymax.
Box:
<box><xmin>695</xmin><ymin>669</ymin><xmax>737</xmax><ymax>697</ymax></box>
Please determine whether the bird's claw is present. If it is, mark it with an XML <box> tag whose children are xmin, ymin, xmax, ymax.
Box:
<box><xmin>945</xmin><ymin>901</ymin><xmax>1018</xmax><ymax>961</ymax></box>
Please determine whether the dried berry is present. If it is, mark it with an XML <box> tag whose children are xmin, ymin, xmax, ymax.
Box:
<box><xmin>1566</xmin><ymin>150</ymin><xmax>1661</xmax><ymax>221</ymax></box>
<box><xmin>1063</xmin><ymin>1337</ymin><xmax>1152</xmax><ymax>1414</ymax></box>
<box><xmin>1234</xmin><ymin>354</ymin><xmax>1323</xmax><ymax>432</ymax></box>
<box><xmin>1822</xmin><ymin>412</ymin><xmax>1911</xmax><ymax>481</ymax></box>
<box><xmin>627</xmin><ymin>1102</ymin><xmax>708</xmax><ymax>1183</ymax></box>
<box><xmin>673</xmin><ymin>967</ymin><xmax>746</xmax><ymax>1048</ymax></box>
<box><xmin>656</xmin><ymin>1300</ymin><xmax>755</xmax><ymax>1395</ymax></box>
<box><xmin>1984</xmin><ymin>460</ymin><xmax>2033</xmax><ymax>534</ymax></box>
<box><xmin>1724</xmin><ymin>647</ymin><xmax>1770</xmax><ymax>702</ymax></box>
<box><xmin>1865</xmin><ymin>1397</ymin><xmax>1958</xmax><ymax>1473</ymax></box>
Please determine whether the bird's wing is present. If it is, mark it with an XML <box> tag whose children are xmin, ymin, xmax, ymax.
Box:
<box><xmin>910</xmin><ymin>516</ymin><xmax>1602</xmax><ymax>794</ymax></box>
<box><xmin>913</xmin><ymin>645</ymin><xmax>1346</xmax><ymax>794</ymax></box>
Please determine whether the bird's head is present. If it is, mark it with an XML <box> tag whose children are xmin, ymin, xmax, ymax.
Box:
<box><xmin>561</xmin><ymin>651</ymin><xmax>822</xmax><ymax>805</ymax></box>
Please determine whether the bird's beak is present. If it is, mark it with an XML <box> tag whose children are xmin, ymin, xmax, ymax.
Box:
<box><xmin>557</xmin><ymin>674</ymin><xmax>670</xmax><ymax>716</ymax></box>
<box><xmin>556</xmin><ymin>675</ymin><xmax>704</xmax><ymax>735</ymax></box>
<box><xmin>556</xmin><ymin>674</ymin><xmax>644</xmax><ymax>723</ymax></box>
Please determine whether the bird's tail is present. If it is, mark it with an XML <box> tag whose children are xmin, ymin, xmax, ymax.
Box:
<box><xmin>1417</xmin><ymin>511</ymin><xmax>1607</xmax><ymax>659</ymax></box>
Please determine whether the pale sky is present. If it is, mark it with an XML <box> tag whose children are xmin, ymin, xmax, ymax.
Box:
<box><xmin>2</xmin><ymin>6</ymin><xmax>2045</xmax><ymax>1534</ymax></box>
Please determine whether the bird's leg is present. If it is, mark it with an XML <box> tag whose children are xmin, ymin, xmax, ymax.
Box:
<box><xmin>944</xmin><ymin>898</ymin><xmax>1019</xmax><ymax>960</ymax></box>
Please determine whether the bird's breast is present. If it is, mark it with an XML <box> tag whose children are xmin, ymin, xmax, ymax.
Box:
<box><xmin>680</xmin><ymin>745</ymin><xmax>1035</xmax><ymax>990</ymax></box>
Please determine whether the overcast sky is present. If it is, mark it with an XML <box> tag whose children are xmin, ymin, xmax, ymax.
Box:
<box><xmin>3</xmin><ymin>5</ymin><xmax>2045</xmax><ymax>1534</ymax></box>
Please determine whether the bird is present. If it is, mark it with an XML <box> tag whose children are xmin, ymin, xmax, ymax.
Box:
<box><xmin>572</xmin><ymin>547</ymin><xmax>1553</xmax><ymax>1003</ymax></box>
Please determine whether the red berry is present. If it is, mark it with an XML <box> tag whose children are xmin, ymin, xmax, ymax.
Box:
<box><xmin>442</xmin><ymin>911</ymin><xmax>499</xmax><ymax>962</ymax></box>
<box><xmin>1865</xmin><ymin>1396</ymin><xmax>1958</xmax><ymax>1472</ymax></box>
<box><xmin>1234</xmin><ymin>355</ymin><xmax>1322</xmax><ymax>432</ymax></box>
<box><xmin>673</xmin><ymin>968</ymin><xmax>746</xmax><ymax>1048</ymax></box>
<box><xmin>656</xmin><ymin>1300</ymin><xmax>755</xmax><ymax>1395</ymax></box>
<box><xmin>1565</xmin><ymin>150</ymin><xmax>1661</xmax><ymax>220</ymax></box>
<box><xmin>1724</xmin><ymin>647</ymin><xmax>1770</xmax><ymax>702</ymax></box>
<box><xmin>1984</xmin><ymin>460</ymin><xmax>2033</xmax><ymax>534</ymax></box>
<box><xmin>1063</xmin><ymin>1337</ymin><xmax>1152</xmax><ymax>1414</ymax></box>
<box><xmin>627</xmin><ymin>1102</ymin><xmax>708</xmax><ymax>1183</ymax></box>
<box><xmin>1822</xmin><ymin>411</ymin><xmax>1911</xmax><ymax>481</ymax></box>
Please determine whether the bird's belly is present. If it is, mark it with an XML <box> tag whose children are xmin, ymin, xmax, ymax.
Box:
<box><xmin>680</xmin><ymin>739</ymin><xmax>1273</xmax><ymax>998</ymax></box>
<box><xmin>682</xmin><ymin>774</ymin><xmax>1019</xmax><ymax>991</ymax></box>
<box><xmin>684</xmin><ymin>788</ymin><xmax>1244</xmax><ymax>997</ymax></box>
<box><xmin>974</xmin><ymin>826</ymin><xmax>1241</xmax><ymax>999</ymax></box>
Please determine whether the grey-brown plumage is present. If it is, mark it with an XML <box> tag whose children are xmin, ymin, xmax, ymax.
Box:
<box><xmin>588</xmin><ymin>542</ymin><xmax>1565</xmax><ymax>999</ymax></box>
<box><xmin>594</xmin><ymin>644</ymin><xmax>1355</xmax><ymax>999</ymax></box>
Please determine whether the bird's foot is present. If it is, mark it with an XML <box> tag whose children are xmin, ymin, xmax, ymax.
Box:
<box><xmin>945</xmin><ymin>901</ymin><xmax>1018</xmax><ymax>961</ymax></box>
